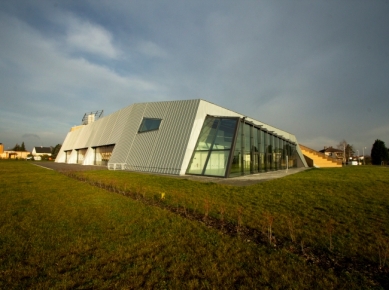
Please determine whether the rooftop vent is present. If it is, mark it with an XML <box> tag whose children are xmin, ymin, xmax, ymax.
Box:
<box><xmin>82</xmin><ymin>110</ymin><xmax>103</xmax><ymax>125</ymax></box>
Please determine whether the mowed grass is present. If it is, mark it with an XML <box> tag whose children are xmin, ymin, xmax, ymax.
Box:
<box><xmin>0</xmin><ymin>161</ymin><xmax>388</xmax><ymax>289</ymax></box>
<box><xmin>73</xmin><ymin>165</ymin><xmax>389</xmax><ymax>266</ymax></box>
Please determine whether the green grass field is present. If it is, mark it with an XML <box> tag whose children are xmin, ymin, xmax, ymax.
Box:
<box><xmin>1</xmin><ymin>161</ymin><xmax>388</xmax><ymax>289</ymax></box>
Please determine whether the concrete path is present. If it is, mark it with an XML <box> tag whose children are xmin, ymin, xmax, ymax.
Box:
<box><xmin>177</xmin><ymin>167</ymin><xmax>310</xmax><ymax>186</ymax></box>
<box><xmin>31</xmin><ymin>161</ymin><xmax>107</xmax><ymax>172</ymax></box>
<box><xmin>32</xmin><ymin>161</ymin><xmax>310</xmax><ymax>186</ymax></box>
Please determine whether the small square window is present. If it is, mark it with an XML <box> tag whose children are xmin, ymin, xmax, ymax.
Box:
<box><xmin>138</xmin><ymin>118</ymin><xmax>162</xmax><ymax>133</ymax></box>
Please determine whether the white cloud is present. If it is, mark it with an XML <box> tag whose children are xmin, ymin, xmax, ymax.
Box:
<box><xmin>0</xmin><ymin>12</ymin><xmax>165</xmax><ymax>149</ymax></box>
<box><xmin>65</xmin><ymin>16</ymin><xmax>121</xmax><ymax>59</ymax></box>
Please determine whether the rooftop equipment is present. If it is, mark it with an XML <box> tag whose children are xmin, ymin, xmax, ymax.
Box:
<box><xmin>82</xmin><ymin>110</ymin><xmax>103</xmax><ymax>125</ymax></box>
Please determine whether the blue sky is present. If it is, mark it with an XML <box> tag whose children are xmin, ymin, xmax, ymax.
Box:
<box><xmin>1</xmin><ymin>0</ymin><xmax>388</xmax><ymax>154</ymax></box>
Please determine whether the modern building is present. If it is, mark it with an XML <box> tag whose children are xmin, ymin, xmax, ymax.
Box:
<box><xmin>56</xmin><ymin>99</ymin><xmax>307</xmax><ymax>177</ymax></box>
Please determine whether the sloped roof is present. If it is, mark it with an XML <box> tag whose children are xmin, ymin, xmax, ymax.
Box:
<box><xmin>319</xmin><ymin>146</ymin><xmax>343</xmax><ymax>153</ymax></box>
<box><xmin>33</xmin><ymin>147</ymin><xmax>52</xmax><ymax>154</ymax></box>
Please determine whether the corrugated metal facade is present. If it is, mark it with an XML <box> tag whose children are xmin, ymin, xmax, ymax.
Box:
<box><xmin>56</xmin><ymin>99</ymin><xmax>307</xmax><ymax>174</ymax></box>
<box><xmin>110</xmin><ymin>99</ymin><xmax>200</xmax><ymax>174</ymax></box>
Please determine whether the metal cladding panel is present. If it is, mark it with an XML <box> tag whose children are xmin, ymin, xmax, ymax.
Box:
<box><xmin>62</xmin><ymin>128</ymin><xmax>82</xmax><ymax>151</ymax></box>
<box><xmin>109</xmin><ymin>100</ymin><xmax>200</xmax><ymax>175</ymax></box>
<box><xmin>107</xmin><ymin>105</ymin><xmax>134</xmax><ymax>143</ymax></box>
<box><xmin>108</xmin><ymin>103</ymin><xmax>147</xmax><ymax>164</ymax></box>
<box><xmin>55</xmin><ymin>132</ymin><xmax>72</xmax><ymax>162</ymax></box>
<box><xmin>73</xmin><ymin>126</ymin><xmax>91</xmax><ymax>149</ymax></box>
<box><xmin>125</xmin><ymin>101</ymin><xmax>171</xmax><ymax>172</ymax></box>
<box><xmin>84</xmin><ymin>121</ymin><xmax>100</xmax><ymax>147</ymax></box>
<box><xmin>127</xmin><ymin>129</ymin><xmax>159</xmax><ymax>171</ymax></box>
<box><xmin>96</xmin><ymin>113</ymin><xmax>115</xmax><ymax>146</ymax></box>
<box><xmin>122</xmin><ymin>102</ymin><xmax>154</xmax><ymax>167</ymax></box>
<box><xmin>60</xmin><ymin>131</ymin><xmax>74</xmax><ymax>151</ymax></box>
<box><xmin>86</xmin><ymin>118</ymin><xmax>106</xmax><ymax>146</ymax></box>
<box><xmin>147</xmin><ymin>100</ymin><xmax>200</xmax><ymax>174</ymax></box>
<box><xmin>97</xmin><ymin>109</ymin><xmax>125</xmax><ymax>146</ymax></box>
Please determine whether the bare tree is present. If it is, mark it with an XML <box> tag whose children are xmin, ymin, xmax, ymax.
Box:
<box><xmin>337</xmin><ymin>140</ymin><xmax>355</xmax><ymax>163</ymax></box>
<box><xmin>337</xmin><ymin>140</ymin><xmax>347</xmax><ymax>164</ymax></box>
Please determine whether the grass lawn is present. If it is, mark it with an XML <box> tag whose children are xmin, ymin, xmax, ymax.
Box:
<box><xmin>1</xmin><ymin>160</ymin><xmax>388</xmax><ymax>289</ymax></box>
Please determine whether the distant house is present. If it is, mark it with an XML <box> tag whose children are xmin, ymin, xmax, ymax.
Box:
<box><xmin>0</xmin><ymin>143</ymin><xmax>30</xmax><ymax>159</ymax></box>
<box><xmin>0</xmin><ymin>150</ymin><xmax>30</xmax><ymax>159</ymax></box>
<box><xmin>32</xmin><ymin>146</ymin><xmax>52</xmax><ymax>157</ymax></box>
<box><xmin>319</xmin><ymin>146</ymin><xmax>344</xmax><ymax>161</ymax></box>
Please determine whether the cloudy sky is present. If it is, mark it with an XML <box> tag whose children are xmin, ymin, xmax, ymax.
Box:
<box><xmin>1</xmin><ymin>0</ymin><xmax>388</xmax><ymax>154</ymax></box>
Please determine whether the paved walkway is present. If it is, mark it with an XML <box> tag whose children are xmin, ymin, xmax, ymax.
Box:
<box><xmin>31</xmin><ymin>162</ymin><xmax>107</xmax><ymax>172</ymax></box>
<box><xmin>32</xmin><ymin>161</ymin><xmax>310</xmax><ymax>186</ymax></box>
<box><xmin>177</xmin><ymin>167</ymin><xmax>310</xmax><ymax>186</ymax></box>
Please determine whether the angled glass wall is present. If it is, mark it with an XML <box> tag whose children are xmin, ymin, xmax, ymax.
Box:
<box><xmin>186</xmin><ymin>116</ymin><xmax>239</xmax><ymax>177</ymax></box>
<box><xmin>187</xmin><ymin>116</ymin><xmax>302</xmax><ymax>178</ymax></box>
<box><xmin>229</xmin><ymin>121</ymin><xmax>242</xmax><ymax>177</ymax></box>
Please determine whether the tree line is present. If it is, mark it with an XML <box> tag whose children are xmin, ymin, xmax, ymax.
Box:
<box><xmin>338</xmin><ymin>139</ymin><xmax>388</xmax><ymax>165</ymax></box>
<box><xmin>10</xmin><ymin>143</ymin><xmax>62</xmax><ymax>159</ymax></box>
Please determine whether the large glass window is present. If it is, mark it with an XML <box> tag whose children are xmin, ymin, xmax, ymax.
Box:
<box><xmin>266</xmin><ymin>133</ymin><xmax>274</xmax><ymax>171</ymax></box>
<box><xmin>138</xmin><ymin>118</ymin><xmax>162</xmax><ymax>133</ymax></box>
<box><xmin>274</xmin><ymin>136</ymin><xmax>281</xmax><ymax>170</ymax></box>
<box><xmin>252</xmin><ymin>128</ymin><xmax>259</xmax><ymax>173</ymax></box>
<box><xmin>259</xmin><ymin>130</ymin><xmax>264</xmax><ymax>172</ymax></box>
<box><xmin>243</xmin><ymin>123</ymin><xmax>251</xmax><ymax>173</ymax></box>
<box><xmin>280</xmin><ymin>139</ymin><xmax>286</xmax><ymax>169</ymax></box>
<box><xmin>204</xmin><ymin>150</ymin><xmax>231</xmax><ymax>176</ymax></box>
<box><xmin>229</xmin><ymin>121</ymin><xmax>242</xmax><ymax>177</ymax></box>
<box><xmin>187</xmin><ymin>116</ymin><xmax>238</xmax><ymax>177</ymax></box>
<box><xmin>187</xmin><ymin>116</ymin><xmax>301</xmax><ymax>178</ymax></box>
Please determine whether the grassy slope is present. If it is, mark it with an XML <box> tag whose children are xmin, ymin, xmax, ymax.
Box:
<box><xmin>0</xmin><ymin>161</ymin><xmax>388</xmax><ymax>289</ymax></box>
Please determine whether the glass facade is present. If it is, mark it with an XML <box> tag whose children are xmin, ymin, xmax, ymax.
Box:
<box><xmin>187</xmin><ymin>116</ymin><xmax>238</xmax><ymax>177</ymax></box>
<box><xmin>187</xmin><ymin>116</ymin><xmax>301</xmax><ymax>178</ymax></box>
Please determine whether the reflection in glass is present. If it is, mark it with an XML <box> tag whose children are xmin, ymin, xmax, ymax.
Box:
<box><xmin>229</xmin><ymin>121</ymin><xmax>242</xmax><ymax>177</ymax></box>
<box><xmin>187</xmin><ymin>116</ymin><xmax>238</xmax><ymax>177</ymax></box>
<box><xmin>186</xmin><ymin>151</ymin><xmax>209</xmax><ymax>174</ymax></box>
<box><xmin>187</xmin><ymin>116</ymin><xmax>301</xmax><ymax>177</ymax></box>
<box><xmin>204</xmin><ymin>150</ymin><xmax>230</xmax><ymax>176</ymax></box>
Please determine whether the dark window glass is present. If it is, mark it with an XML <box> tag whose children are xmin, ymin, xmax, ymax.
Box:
<box><xmin>138</xmin><ymin>118</ymin><xmax>162</xmax><ymax>133</ymax></box>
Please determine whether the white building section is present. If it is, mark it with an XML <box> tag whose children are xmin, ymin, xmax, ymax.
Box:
<box><xmin>56</xmin><ymin>99</ymin><xmax>307</xmax><ymax>178</ymax></box>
